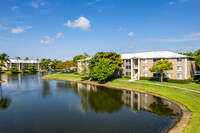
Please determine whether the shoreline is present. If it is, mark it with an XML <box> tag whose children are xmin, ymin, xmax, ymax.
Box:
<box><xmin>42</xmin><ymin>76</ymin><xmax>192</xmax><ymax>133</ymax></box>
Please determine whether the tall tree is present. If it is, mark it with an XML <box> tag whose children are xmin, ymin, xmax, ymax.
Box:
<box><xmin>15</xmin><ymin>56</ymin><xmax>21</xmax><ymax>70</ymax></box>
<box><xmin>0</xmin><ymin>53</ymin><xmax>10</xmax><ymax>80</ymax></box>
<box><xmin>92</xmin><ymin>58</ymin><xmax>115</xmax><ymax>82</ymax></box>
<box><xmin>149</xmin><ymin>60</ymin><xmax>173</xmax><ymax>83</ymax></box>
<box><xmin>89</xmin><ymin>52</ymin><xmax>123</xmax><ymax>79</ymax></box>
<box><xmin>40</xmin><ymin>58</ymin><xmax>52</xmax><ymax>70</ymax></box>
<box><xmin>72</xmin><ymin>52</ymin><xmax>90</xmax><ymax>64</ymax></box>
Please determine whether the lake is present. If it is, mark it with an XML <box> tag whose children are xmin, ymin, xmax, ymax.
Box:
<box><xmin>0</xmin><ymin>72</ymin><xmax>182</xmax><ymax>133</ymax></box>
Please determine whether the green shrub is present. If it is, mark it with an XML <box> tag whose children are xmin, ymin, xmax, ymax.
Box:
<box><xmin>21</xmin><ymin>66</ymin><xmax>26</xmax><ymax>72</ymax></box>
<box><xmin>168</xmin><ymin>79</ymin><xmax>192</xmax><ymax>84</ymax></box>
<box><xmin>140</xmin><ymin>76</ymin><xmax>168</xmax><ymax>82</ymax></box>
<box><xmin>123</xmin><ymin>76</ymin><xmax>131</xmax><ymax>79</ymax></box>
<box><xmin>10</xmin><ymin>66</ymin><xmax>18</xmax><ymax>73</ymax></box>
<box><xmin>74</xmin><ymin>72</ymin><xmax>79</xmax><ymax>75</ymax></box>
<box><xmin>28</xmin><ymin>64</ymin><xmax>37</xmax><ymax>73</ymax></box>
<box><xmin>140</xmin><ymin>76</ymin><xmax>192</xmax><ymax>84</ymax></box>
<box><xmin>194</xmin><ymin>75</ymin><xmax>200</xmax><ymax>80</ymax></box>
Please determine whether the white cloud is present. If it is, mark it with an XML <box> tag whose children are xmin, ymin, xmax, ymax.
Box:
<box><xmin>11</xmin><ymin>26</ymin><xmax>32</xmax><ymax>34</ymax></box>
<box><xmin>128</xmin><ymin>32</ymin><xmax>134</xmax><ymax>37</ymax></box>
<box><xmin>64</xmin><ymin>16</ymin><xmax>91</xmax><ymax>31</ymax></box>
<box><xmin>11</xmin><ymin>6</ymin><xmax>19</xmax><ymax>10</ymax></box>
<box><xmin>31</xmin><ymin>2</ymin><xmax>39</xmax><ymax>8</ymax></box>
<box><xmin>129</xmin><ymin>46</ymin><xmax>134</xmax><ymax>49</ymax></box>
<box><xmin>56</xmin><ymin>32</ymin><xmax>63</xmax><ymax>38</ymax></box>
<box><xmin>11</xmin><ymin>27</ymin><xmax>24</xmax><ymax>34</ymax></box>
<box><xmin>117</xmin><ymin>28</ymin><xmax>123</xmax><ymax>32</ymax></box>
<box><xmin>40</xmin><ymin>36</ymin><xmax>54</xmax><ymax>44</ymax></box>
<box><xmin>169</xmin><ymin>2</ymin><xmax>174</xmax><ymax>5</ymax></box>
<box><xmin>0</xmin><ymin>25</ymin><xmax>10</xmax><ymax>30</ymax></box>
<box><xmin>188</xmin><ymin>32</ymin><xmax>200</xmax><ymax>37</ymax></box>
<box><xmin>31</xmin><ymin>0</ymin><xmax>46</xmax><ymax>8</ymax></box>
<box><xmin>40</xmin><ymin>32</ymin><xmax>63</xmax><ymax>44</ymax></box>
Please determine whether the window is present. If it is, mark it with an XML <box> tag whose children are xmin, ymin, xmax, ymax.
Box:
<box><xmin>142</xmin><ymin>66</ymin><xmax>148</xmax><ymax>70</ymax></box>
<box><xmin>167</xmin><ymin>58</ymin><xmax>171</xmax><ymax>62</ymax></box>
<box><xmin>126</xmin><ymin>72</ymin><xmax>131</xmax><ymax>76</ymax></box>
<box><xmin>143</xmin><ymin>72</ymin><xmax>148</xmax><ymax>77</ymax></box>
<box><xmin>126</xmin><ymin>66</ymin><xmax>131</xmax><ymax>69</ymax></box>
<box><xmin>177</xmin><ymin>73</ymin><xmax>183</xmax><ymax>79</ymax></box>
<box><xmin>177</xmin><ymin>58</ymin><xmax>182</xmax><ymax>62</ymax></box>
<box><xmin>143</xmin><ymin>59</ymin><xmax>147</xmax><ymax>63</ymax></box>
<box><xmin>166</xmin><ymin>73</ymin><xmax>171</xmax><ymax>78</ymax></box>
<box><xmin>126</xmin><ymin>59</ymin><xmax>131</xmax><ymax>65</ymax></box>
<box><xmin>177</xmin><ymin>66</ymin><xmax>182</xmax><ymax>71</ymax></box>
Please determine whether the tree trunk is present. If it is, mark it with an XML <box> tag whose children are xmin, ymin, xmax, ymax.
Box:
<box><xmin>160</xmin><ymin>71</ymin><xmax>163</xmax><ymax>83</ymax></box>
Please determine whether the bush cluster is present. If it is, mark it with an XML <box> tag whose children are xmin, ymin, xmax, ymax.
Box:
<box><xmin>10</xmin><ymin>67</ymin><xmax>18</xmax><ymax>73</ymax></box>
<box><xmin>140</xmin><ymin>76</ymin><xmax>192</xmax><ymax>84</ymax></box>
<box><xmin>123</xmin><ymin>76</ymin><xmax>131</xmax><ymax>79</ymax></box>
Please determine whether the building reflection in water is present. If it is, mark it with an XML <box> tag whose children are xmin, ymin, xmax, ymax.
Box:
<box><xmin>121</xmin><ymin>90</ymin><xmax>181</xmax><ymax>116</ymax></box>
<box><xmin>69</xmin><ymin>82</ymin><xmax>181</xmax><ymax>117</ymax></box>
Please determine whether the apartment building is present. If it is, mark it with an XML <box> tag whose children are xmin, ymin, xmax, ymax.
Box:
<box><xmin>122</xmin><ymin>51</ymin><xmax>195</xmax><ymax>80</ymax></box>
<box><xmin>77</xmin><ymin>57</ymin><xmax>91</xmax><ymax>73</ymax></box>
<box><xmin>2</xmin><ymin>59</ymin><xmax>40</xmax><ymax>70</ymax></box>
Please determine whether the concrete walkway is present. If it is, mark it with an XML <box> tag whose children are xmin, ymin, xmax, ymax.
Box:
<box><xmin>127</xmin><ymin>80</ymin><xmax>200</xmax><ymax>94</ymax></box>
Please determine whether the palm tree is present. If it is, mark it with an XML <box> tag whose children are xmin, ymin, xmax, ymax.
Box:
<box><xmin>15</xmin><ymin>56</ymin><xmax>21</xmax><ymax>70</ymax></box>
<box><xmin>36</xmin><ymin>59</ymin><xmax>40</xmax><ymax>69</ymax></box>
<box><xmin>24</xmin><ymin>57</ymin><xmax>29</xmax><ymax>69</ymax></box>
<box><xmin>0</xmin><ymin>53</ymin><xmax>10</xmax><ymax>80</ymax></box>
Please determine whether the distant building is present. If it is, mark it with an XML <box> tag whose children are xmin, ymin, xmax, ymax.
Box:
<box><xmin>76</xmin><ymin>51</ymin><xmax>196</xmax><ymax>80</ymax></box>
<box><xmin>121</xmin><ymin>51</ymin><xmax>195</xmax><ymax>80</ymax></box>
<box><xmin>77</xmin><ymin>57</ymin><xmax>91</xmax><ymax>73</ymax></box>
<box><xmin>2</xmin><ymin>59</ymin><xmax>40</xmax><ymax>70</ymax></box>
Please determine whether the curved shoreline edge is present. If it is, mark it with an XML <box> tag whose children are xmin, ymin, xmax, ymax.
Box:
<box><xmin>42</xmin><ymin>76</ymin><xmax>192</xmax><ymax>133</ymax></box>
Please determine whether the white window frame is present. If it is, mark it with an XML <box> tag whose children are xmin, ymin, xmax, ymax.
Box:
<box><xmin>166</xmin><ymin>73</ymin><xmax>171</xmax><ymax>78</ymax></box>
<box><xmin>142</xmin><ymin>66</ymin><xmax>148</xmax><ymax>70</ymax></box>
<box><xmin>177</xmin><ymin>66</ymin><xmax>182</xmax><ymax>71</ymax></box>
<box><xmin>177</xmin><ymin>58</ymin><xmax>182</xmax><ymax>62</ymax></box>
<box><xmin>177</xmin><ymin>73</ymin><xmax>183</xmax><ymax>79</ymax></box>
<box><xmin>143</xmin><ymin>72</ymin><xmax>148</xmax><ymax>77</ymax></box>
<box><xmin>143</xmin><ymin>59</ymin><xmax>147</xmax><ymax>63</ymax></box>
<box><xmin>167</xmin><ymin>58</ymin><xmax>171</xmax><ymax>62</ymax></box>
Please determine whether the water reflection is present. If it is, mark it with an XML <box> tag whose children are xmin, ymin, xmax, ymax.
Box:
<box><xmin>56</xmin><ymin>82</ymin><xmax>181</xmax><ymax>117</ymax></box>
<box><xmin>0</xmin><ymin>84</ymin><xmax>11</xmax><ymax>110</ymax></box>
<box><xmin>0</xmin><ymin>72</ymin><xmax>182</xmax><ymax>133</ymax></box>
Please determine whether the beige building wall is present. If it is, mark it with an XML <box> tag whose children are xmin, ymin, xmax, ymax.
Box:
<box><xmin>123</xmin><ymin>57</ymin><xmax>195</xmax><ymax>80</ymax></box>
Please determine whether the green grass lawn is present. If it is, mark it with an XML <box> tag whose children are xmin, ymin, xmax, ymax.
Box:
<box><xmin>135</xmin><ymin>80</ymin><xmax>200</xmax><ymax>91</ymax></box>
<box><xmin>44</xmin><ymin>73</ymin><xmax>200</xmax><ymax>133</ymax></box>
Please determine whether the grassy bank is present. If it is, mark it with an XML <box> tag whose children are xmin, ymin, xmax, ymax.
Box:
<box><xmin>135</xmin><ymin>80</ymin><xmax>200</xmax><ymax>91</ymax></box>
<box><xmin>44</xmin><ymin>73</ymin><xmax>200</xmax><ymax>133</ymax></box>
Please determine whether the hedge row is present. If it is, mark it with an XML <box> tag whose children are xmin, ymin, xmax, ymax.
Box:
<box><xmin>140</xmin><ymin>76</ymin><xmax>192</xmax><ymax>84</ymax></box>
<box><xmin>194</xmin><ymin>75</ymin><xmax>200</xmax><ymax>80</ymax></box>
<box><xmin>123</xmin><ymin>76</ymin><xmax>131</xmax><ymax>79</ymax></box>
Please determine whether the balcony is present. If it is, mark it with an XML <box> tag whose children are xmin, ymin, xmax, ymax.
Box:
<box><xmin>134</xmin><ymin>65</ymin><xmax>138</xmax><ymax>69</ymax></box>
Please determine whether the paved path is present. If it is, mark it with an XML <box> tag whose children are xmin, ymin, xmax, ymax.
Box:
<box><xmin>126</xmin><ymin>80</ymin><xmax>200</xmax><ymax>94</ymax></box>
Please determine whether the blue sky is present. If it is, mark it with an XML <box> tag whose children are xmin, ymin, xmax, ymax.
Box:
<box><xmin>0</xmin><ymin>0</ymin><xmax>200</xmax><ymax>61</ymax></box>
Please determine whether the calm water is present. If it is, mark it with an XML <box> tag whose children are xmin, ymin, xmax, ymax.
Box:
<box><xmin>0</xmin><ymin>72</ymin><xmax>182</xmax><ymax>133</ymax></box>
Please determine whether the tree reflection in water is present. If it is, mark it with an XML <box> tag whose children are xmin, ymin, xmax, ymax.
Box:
<box><xmin>149</xmin><ymin>97</ymin><xmax>173</xmax><ymax>116</ymax></box>
<box><xmin>42</xmin><ymin>80</ymin><xmax>51</xmax><ymax>97</ymax></box>
<box><xmin>73</xmin><ymin>83</ymin><xmax>123</xmax><ymax>113</ymax></box>
<box><xmin>0</xmin><ymin>84</ymin><xmax>11</xmax><ymax>110</ymax></box>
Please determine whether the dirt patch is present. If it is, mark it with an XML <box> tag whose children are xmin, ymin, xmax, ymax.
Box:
<box><xmin>42</xmin><ymin>77</ymin><xmax>192</xmax><ymax>133</ymax></box>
